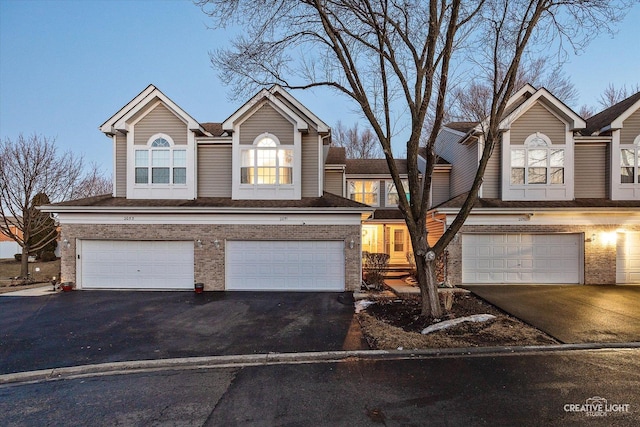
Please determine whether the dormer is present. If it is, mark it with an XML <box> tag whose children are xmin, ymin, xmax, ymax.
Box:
<box><xmin>496</xmin><ymin>86</ymin><xmax>586</xmax><ymax>201</ymax></box>
<box><xmin>223</xmin><ymin>85</ymin><xmax>329</xmax><ymax>200</ymax></box>
<box><xmin>100</xmin><ymin>85</ymin><xmax>209</xmax><ymax>200</ymax></box>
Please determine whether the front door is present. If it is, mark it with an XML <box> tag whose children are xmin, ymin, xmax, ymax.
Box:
<box><xmin>362</xmin><ymin>225</ymin><xmax>379</xmax><ymax>254</ymax></box>
<box><xmin>389</xmin><ymin>226</ymin><xmax>407</xmax><ymax>264</ymax></box>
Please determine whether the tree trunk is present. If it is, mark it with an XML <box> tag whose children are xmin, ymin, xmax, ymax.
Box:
<box><xmin>20</xmin><ymin>246</ymin><xmax>29</xmax><ymax>279</ymax></box>
<box><xmin>414</xmin><ymin>247</ymin><xmax>443</xmax><ymax>320</ymax></box>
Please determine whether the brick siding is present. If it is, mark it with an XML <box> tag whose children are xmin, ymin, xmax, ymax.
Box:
<box><xmin>59</xmin><ymin>223</ymin><xmax>361</xmax><ymax>291</ymax></box>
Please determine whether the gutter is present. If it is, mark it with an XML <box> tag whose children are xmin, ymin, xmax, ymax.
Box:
<box><xmin>434</xmin><ymin>207</ymin><xmax>640</xmax><ymax>215</ymax></box>
<box><xmin>39</xmin><ymin>205</ymin><xmax>375</xmax><ymax>216</ymax></box>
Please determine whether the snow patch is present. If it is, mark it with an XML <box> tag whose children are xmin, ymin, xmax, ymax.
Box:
<box><xmin>421</xmin><ymin>314</ymin><xmax>496</xmax><ymax>334</ymax></box>
<box><xmin>354</xmin><ymin>300</ymin><xmax>376</xmax><ymax>313</ymax></box>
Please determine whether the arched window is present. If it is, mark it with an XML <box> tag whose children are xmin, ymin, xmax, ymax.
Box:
<box><xmin>510</xmin><ymin>133</ymin><xmax>564</xmax><ymax>185</ymax></box>
<box><xmin>135</xmin><ymin>134</ymin><xmax>187</xmax><ymax>185</ymax></box>
<box><xmin>621</xmin><ymin>136</ymin><xmax>640</xmax><ymax>184</ymax></box>
<box><xmin>241</xmin><ymin>134</ymin><xmax>293</xmax><ymax>185</ymax></box>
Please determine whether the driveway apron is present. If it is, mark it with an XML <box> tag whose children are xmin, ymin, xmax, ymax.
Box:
<box><xmin>465</xmin><ymin>285</ymin><xmax>640</xmax><ymax>344</ymax></box>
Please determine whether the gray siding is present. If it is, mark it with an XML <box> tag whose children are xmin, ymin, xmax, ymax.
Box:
<box><xmin>324</xmin><ymin>170</ymin><xmax>344</xmax><ymax>196</ymax></box>
<box><xmin>510</xmin><ymin>102</ymin><xmax>566</xmax><ymax>145</ymax></box>
<box><xmin>239</xmin><ymin>103</ymin><xmax>294</xmax><ymax>145</ymax></box>
<box><xmin>115</xmin><ymin>134</ymin><xmax>127</xmax><ymax>197</ymax></box>
<box><xmin>482</xmin><ymin>141</ymin><xmax>501</xmax><ymax>198</ymax></box>
<box><xmin>431</xmin><ymin>171</ymin><xmax>451</xmax><ymax>206</ymax></box>
<box><xmin>621</xmin><ymin>109</ymin><xmax>640</xmax><ymax>145</ymax></box>
<box><xmin>575</xmin><ymin>144</ymin><xmax>608</xmax><ymax>198</ymax></box>
<box><xmin>302</xmin><ymin>130</ymin><xmax>320</xmax><ymax>197</ymax></box>
<box><xmin>435</xmin><ymin>128</ymin><xmax>478</xmax><ymax>198</ymax></box>
<box><xmin>197</xmin><ymin>145</ymin><xmax>232</xmax><ymax>197</ymax></box>
<box><xmin>134</xmin><ymin>103</ymin><xmax>188</xmax><ymax>146</ymax></box>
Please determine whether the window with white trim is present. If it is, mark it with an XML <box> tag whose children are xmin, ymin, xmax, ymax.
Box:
<box><xmin>386</xmin><ymin>179</ymin><xmax>409</xmax><ymax>206</ymax></box>
<box><xmin>348</xmin><ymin>180</ymin><xmax>379</xmax><ymax>206</ymax></box>
<box><xmin>135</xmin><ymin>135</ymin><xmax>186</xmax><ymax>185</ymax></box>
<box><xmin>620</xmin><ymin>136</ymin><xmax>640</xmax><ymax>184</ymax></box>
<box><xmin>510</xmin><ymin>133</ymin><xmax>564</xmax><ymax>185</ymax></box>
<box><xmin>241</xmin><ymin>134</ymin><xmax>293</xmax><ymax>185</ymax></box>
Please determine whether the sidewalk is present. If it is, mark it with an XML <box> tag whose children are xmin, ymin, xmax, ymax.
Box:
<box><xmin>0</xmin><ymin>285</ymin><xmax>56</xmax><ymax>297</ymax></box>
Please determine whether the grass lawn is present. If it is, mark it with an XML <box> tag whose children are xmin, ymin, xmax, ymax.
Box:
<box><xmin>0</xmin><ymin>258</ymin><xmax>61</xmax><ymax>293</ymax></box>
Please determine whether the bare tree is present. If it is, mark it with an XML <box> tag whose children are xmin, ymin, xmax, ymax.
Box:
<box><xmin>0</xmin><ymin>134</ymin><xmax>83</xmax><ymax>278</ymax></box>
<box><xmin>451</xmin><ymin>57</ymin><xmax>579</xmax><ymax>122</ymax></box>
<box><xmin>578</xmin><ymin>104</ymin><xmax>597</xmax><ymax>119</ymax></box>
<box><xmin>597</xmin><ymin>83</ymin><xmax>640</xmax><ymax>109</ymax></box>
<box><xmin>70</xmin><ymin>163</ymin><xmax>112</xmax><ymax>200</ymax></box>
<box><xmin>333</xmin><ymin>121</ymin><xmax>383</xmax><ymax>159</ymax></box>
<box><xmin>198</xmin><ymin>0</ymin><xmax>633</xmax><ymax>319</ymax></box>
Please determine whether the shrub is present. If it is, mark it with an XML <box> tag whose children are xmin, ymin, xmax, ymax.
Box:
<box><xmin>40</xmin><ymin>251</ymin><xmax>57</xmax><ymax>262</ymax></box>
<box><xmin>364</xmin><ymin>252</ymin><xmax>390</xmax><ymax>289</ymax></box>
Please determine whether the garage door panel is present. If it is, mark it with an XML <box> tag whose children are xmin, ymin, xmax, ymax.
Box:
<box><xmin>226</xmin><ymin>240</ymin><xmax>345</xmax><ymax>291</ymax></box>
<box><xmin>80</xmin><ymin>240</ymin><xmax>194</xmax><ymax>289</ymax></box>
<box><xmin>617</xmin><ymin>232</ymin><xmax>640</xmax><ymax>284</ymax></box>
<box><xmin>463</xmin><ymin>234</ymin><xmax>581</xmax><ymax>284</ymax></box>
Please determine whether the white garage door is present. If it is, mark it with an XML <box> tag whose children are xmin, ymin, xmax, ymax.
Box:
<box><xmin>226</xmin><ymin>240</ymin><xmax>345</xmax><ymax>291</ymax></box>
<box><xmin>80</xmin><ymin>240</ymin><xmax>194</xmax><ymax>290</ymax></box>
<box><xmin>617</xmin><ymin>232</ymin><xmax>640</xmax><ymax>284</ymax></box>
<box><xmin>462</xmin><ymin>234</ymin><xmax>581</xmax><ymax>284</ymax></box>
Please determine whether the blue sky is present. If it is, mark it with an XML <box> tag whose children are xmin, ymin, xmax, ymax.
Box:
<box><xmin>1</xmin><ymin>0</ymin><xmax>639</xmax><ymax>175</ymax></box>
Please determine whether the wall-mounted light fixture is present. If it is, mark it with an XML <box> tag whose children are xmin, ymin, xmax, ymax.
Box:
<box><xmin>62</xmin><ymin>238</ymin><xmax>70</xmax><ymax>248</ymax></box>
<box><xmin>214</xmin><ymin>239</ymin><xmax>221</xmax><ymax>250</ymax></box>
<box><xmin>348</xmin><ymin>239</ymin><xmax>355</xmax><ymax>249</ymax></box>
<box><xmin>591</xmin><ymin>233</ymin><xmax>597</xmax><ymax>243</ymax></box>
<box><xmin>600</xmin><ymin>231</ymin><xmax>617</xmax><ymax>246</ymax></box>
<box><xmin>196</xmin><ymin>239</ymin><xmax>203</xmax><ymax>248</ymax></box>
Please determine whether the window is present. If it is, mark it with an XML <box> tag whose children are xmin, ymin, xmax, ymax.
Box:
<box><xmin>393</xmin><ymin>229</ymin><xmax>405</xmax><ymax>252</ymax></box>
<box><xmin>620</xmin><ymin>137</ymin><xmax>640</xmax><ymax>184</ymax></box>
<box><xmin>510</xmin><ymin>133</ymin><xmax>564</xmax><ymax>185</ymax></box>
<box><xmin>386</xmin><ymin>179</ymin><xmax>410</xmax><ymax>206</ymax></box>
<box><xmin>135</xmin><ymin>135</ymin><xmax>186</xmax><ymax>185</ymax></box>
<box><xmin>348</xmin><ymin>180</ymin><xmax>379</xmax><ymax>206</ymax></box>
<box><xmin>241</xmin><ymin>135</ymin><xmax>293</xmax><ymax>185</ymax></box>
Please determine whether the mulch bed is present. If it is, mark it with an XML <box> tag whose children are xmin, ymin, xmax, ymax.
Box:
<box><xmin>365</xmin><ymin>293</ymin><xmax>504</xmax><ymax>333</ymax></box>
<box><xmin>358</xmin><ymin>292</ymin><xmax>559</xmax><ymax>349</ymax></box>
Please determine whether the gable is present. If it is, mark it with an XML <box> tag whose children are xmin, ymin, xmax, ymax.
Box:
<box><xmin>238</xmin><ymin>103</ymin><xmax>294</xmax><ymax>145</ymax></box>
<box><xmin>621</xmin><ymin>108</ymin><xmax>640</xmax><ymax>145</ymax></box>
<box><xmin>133</xmin><ymin>103</ymin><xmax>188</xmax><ymax>146</ymax></box>
<box><xmin>510</xmin><ymin>102</ymin><xmax>566</xmax><ymax>145</ymax></box>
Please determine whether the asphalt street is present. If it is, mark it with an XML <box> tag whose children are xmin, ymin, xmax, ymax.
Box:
<box><xmin>1</xmin><ymin>349</ymin><xmax>638</xmax><ymax>426</ymax></box>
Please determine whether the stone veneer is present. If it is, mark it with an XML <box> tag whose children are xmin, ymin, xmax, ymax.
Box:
<box><xmin>60</xmin><ymin>223</ymin><xmax>362</xmax><ymax>291</ymax></box>
<box><xmin>445</xmin><ymin>224</ymin><xmax>640</xmax><ymax>286</ymax></box>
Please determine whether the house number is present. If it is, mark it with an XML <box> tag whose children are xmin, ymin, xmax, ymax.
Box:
<box><xmin>124</xmin><ymin>216</ymin><xmax>135</xmax><ymax>221</ymax></box>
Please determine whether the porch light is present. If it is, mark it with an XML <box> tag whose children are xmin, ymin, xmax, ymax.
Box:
<box><xmin>214</xmin><ymin>239</ymin><xmax>221</xmax><ymax>250</ymax></box>
<box><xmin>600</xmin><ymin>231</ymin><xmax>617</xmax><ymax>246</ymax></box>
<box><xmin>196</xmin><ymin>239</ymin><xmax>203</xmax><ymax>248</ymax></box>
<box><xmin>349</xmin><ymin>239</ymin><xmax>355</xmax><ymax>249</ymax></box>
<box><xmin>62</xmin><ymin>238</ymin><xmax>70</xmax><ymax>248</ymax></box>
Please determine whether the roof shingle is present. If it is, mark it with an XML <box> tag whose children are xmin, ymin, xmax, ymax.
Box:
<box><xmin>434</xmin><ymin>192</ymin><xmax>640</xmax><ymax>210</ymax></box>
<box><xmin>48</xmin><ymin>192</ymin><xmax>370</xmax><ymax>210</ymax></box>
<box><xmin>582</xmin><ymin>91</ymin><xmax>640</xmax><ymax>136</ymax></box>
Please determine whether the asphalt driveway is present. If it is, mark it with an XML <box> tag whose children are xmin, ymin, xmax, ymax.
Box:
<box><xmin>0</xmin><ymin>291</ymin><xmax>365</xmax><ymax>375</ymax></box>
<box><xmin>465</xmin><ymin>285</ymin><xmax>640</xmax><ymax>344</ymax></box>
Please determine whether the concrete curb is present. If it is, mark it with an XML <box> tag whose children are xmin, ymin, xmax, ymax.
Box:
<box><xmin>2</xmin><ymin>342</ymin><xmax>640</xmax><ymax>387</ymax></box>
